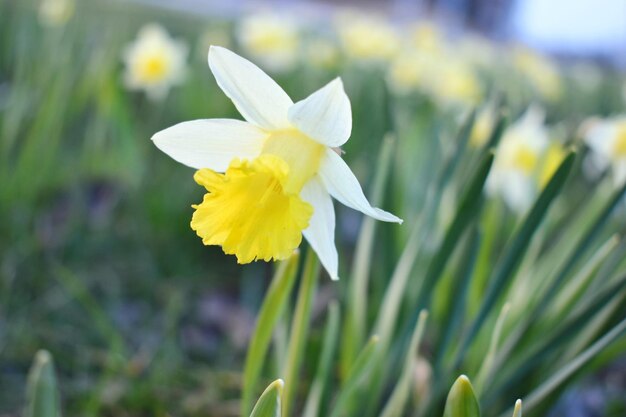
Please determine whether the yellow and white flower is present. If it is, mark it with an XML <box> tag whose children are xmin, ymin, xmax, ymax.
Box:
<box><xmin>336</xmin><ymin>13</ymin><xmax>400</xmax><ymax>63</ymax></box>
<box><xmin>487</xmin><ymin>106</ymin><xmax>549</xmax><ymax>213</ymax></box>
<box><xmin>237</xmin><ymin>13</ymin><xmax>299</xmax><ymax>72</ymax></box>
<box><xmin>122</xmin><ymin>24</ymin><xmax>188</xmax><ymax>101</ymax></box>
<box><xmin>38</xmin><ymin>0</ymin><xmax>74</xmax><ymax>27</ymax></box>
<box><xmin>584</xmin><ymin>116</ymin><xmax>626</xmax><ymax>186</ymax></box>
<box><xmin>152</xmin><ymin>46</ymin><xmax>402</xmax><ymax>279</ymax></box>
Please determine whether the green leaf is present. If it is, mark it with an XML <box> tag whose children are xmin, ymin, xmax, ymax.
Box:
<box><xmin>250</xmin><ymin>379</ymin><xmax>284</xmax><ymax>417</ymax></box>
<box><xmin>379</xmin><ymin>310</ymin><xmax>428</xmax><ymax>417</ymax></box>
<box><xmin>443</xmin><ymin>375</ymin><xmax>481</xmax><ymax>417</ymax></box>
<box><xmin>329</xmin><ymin>336</ymin><xmax>381</xmax><ymax>417</ymax></box>
<box><xmin>282</xmin><ymin>248</ymin><xmax>320</xmax><ymax>417</ymax></box>
<box><xmin>474</xmin><ymin>302</ymin><xmax>511</xmax><ymax>395</ymax></box>
<box><xmin>501</xmin><ymin>317</ymin><xmax>626</xmax><ymax>417</ymax></box>
<box><xmin>453</xmin><ymin>150</ymin><xmax>576</xmax><ymax>370</ymax></box>
<box><xmin>303</xmin><ymin>302</ymin><xmax>341</xmax><ymax>417</ymax></box>
<box><xmin>25</xmin><ymin>350</ymin><xmax>61</xmax><ymax>417</ymax></box>
<box><xmin>511</xmin><ymin>400</ymin><xmax>522</xmax><ymax>417</ymax></box>
<box><xmin>242</xmin><ymin>253</ymin><xmax>300</xmax><ymax>417</ymax></box>
<box><xmin>343</xmin><ymin>134</ymin><xmax>396</xmax><ymax>378</ymax></box>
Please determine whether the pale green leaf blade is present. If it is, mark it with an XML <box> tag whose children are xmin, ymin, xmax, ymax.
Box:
<box><xmin>250</xmin><ymin>379</ymin><xmax>284</xmax><ymax>417</ymax></box>
<box><xmin>443</xmin><ymin>375</ymin><xmax>481</xmax><ymax>417</ymax></box>
<box><xmin>242</xmin><ymin>253</ymin><xmax>300</xmax><ymax>417</ymax></box>
<box><xmin>25</xmin><ymin>350</ymin><xmax>61</xmax><ymax>417</ymax></box>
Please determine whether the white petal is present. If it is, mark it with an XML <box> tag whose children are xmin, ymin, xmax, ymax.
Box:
<box><xmin>287</xmin><ymin>78</ymin><xmax>352</xmax><ymax>147</ymax></box>
<box><xmin>152</xmin><ymin>119</ymin><xmax>266</xmax><ymax>171</ymax></box>
<box><xmin>301</xmin><ymin>178</ymin><xmax>339</xmax><ymax>280</ymax></box>
<box><xmin>208</xmin><ymin>46</ymin><xmax>293</xmax><ymax>130</ymax></box>
<box><xmin>318</xmin><ymin>149</ymin><xmax>402</xmax><ymax>223</ymax></box>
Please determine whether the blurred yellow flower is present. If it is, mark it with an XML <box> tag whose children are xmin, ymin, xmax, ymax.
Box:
<box><xmin>584</xmin><ymin>116</ymin><xmax>626</xmax><ymax>185</ymax></box>
<box><xmin>152</xmin><ymin>47</ymin><xmax>401</xmax><ymax>279</ymax></box>
<box><xmin>122</xmin><ymin>24</ymin><xmax>188</xmax><ymax>101</ymax></box>
<box><xmin>487</xmin><ymin>106</ymin><xmax>549</xmax><ymax>213</ymax></box>
<box><xmin>306</xmin><ymin>38</ymin><xmax>340</xmax><ymax>70</ymax></box>
<box><xmin>387</xmin><ymin>51</ymin><xmax>435</xmax><ymax>94</ymax></box>
<box><xmin>237</xmin><ymin>13</ymin><xmax>299</xmax><ymax>72</ymax></box>
<box><xmin>540</xmin><ymin>142</ymin><xmax>566</xmax><ymax>187</ymax></box>
<box><xmin>38</xmin><ymin>0</ymin><xmax>74</xmax><ymax>27</ymax></box>
<box><xmin>431</xmin><ymin>58</ymin><xmax>481</xmax><ymax>107</ymax></box>
<box><xmin>337</xmin><ymin>13</ymin><xmax>400</xmax><ymax>62</ymax></box>
<box><xmin>513</xmin><ymin>47</ymin><xmax>562</xmax><ymax>102</ymax></box>
<box><xmin>410</xmin><ymin>22</ymin><xmax>444</xmax><ymax>54</ymax></box>
<box><xmin>388</xmin><ymin>49</ymin><xmax>481</xmax><ymax>107</ymax></box>
<box><xmin>470</xmin><ymin>103</ymin><xmax>497</xmax><ymax>147</ymax></box>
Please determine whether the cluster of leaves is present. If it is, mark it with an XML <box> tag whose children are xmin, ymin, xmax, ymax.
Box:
<box><xmin>235</xmin><ymin>109</ymin><xmax>626</xmax><ymax>417</ymax></box>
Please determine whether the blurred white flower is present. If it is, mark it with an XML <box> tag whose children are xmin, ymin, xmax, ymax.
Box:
<box><xmin>306</xmin><ymin>38</ymin><xmax>340</xmax><ymax>70</ymax></box>
<box><xmin>122</xmin><ymin>24</ymin><xmax>188</xmax><ymax>101</ymax></box>
<box><xmin>584</xmin><ymin>116</ymin><xmax>626</xmax><ymax>186</ymax></box>
<box><xmin>237</xmin><ymin>13</ymin><xmax>299</xmax><ymax>72</ymax></box>
<box><xmin>388</xmin><ymin>48</ymin><xmax>481</xmax><ymax>108</ymax></box>
<box><xmin>38</xmin><ymin>0</ymin><xmax>74</xmax><ymax>27</ymax></box>
<box><xmin>336</xmin><ymin>13</ymin><xmax>400</xmax><ymax>63</ymax></box>
<box><xmin>487</xmin><ymin>106</ymin><xmax>549</xmax><ymax>213</ymax></box>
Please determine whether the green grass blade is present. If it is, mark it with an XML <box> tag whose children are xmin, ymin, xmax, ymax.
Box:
<box><xmin>329</xmin><ymin>336</ymin><xmax>381</xmax><ymax>417</ymax></box>
<box><xmin>436</xmin><ymin>227</ymin><xmax>481</xmax><ymax>370</ymax></box>
<box><xmin>282</xmin><ymin>248</ymin><xmax>320</xmax><ymax>417</ymax></box>
<box><xmin>25</xmin><ymin>350</ymin><xmax>61</xmax><ymax>417</ymax></box>
<box><xmin>529</xmin><ymin>179</ymin><xmax>626</xmax><ymax>322</ymax></box>
<box><xmin>474</xmin><ymin>302</ymin><xmax>511</xmax><ymax>395</ymax></box>
<box><xmin>416</xmin><ymin>151</ymin><xmax>494</xmax><ymax>312</ymax></box>
<box><xmin>342</xmin><ymin>134</ymin><xmax>395</xmax><ymax>378</ymax></box>
<box><xmin>250</xmin><ymin>379</ymin><xmax>284</xmax><ymax>417</ymax></box>
<box><xmin>303</xmin><ymin>302</ymin><xmax>341</xmax><ymax>417</ymax></box>
<box><xmin>443</xmin><ymin>375</ymin><xmax>481</xmax><ymax>417</ymax></box>
<box><xmin>499</xmin><ymin>317</ymin><xmax>626</xmax><ymax>417</ymax></box>
<box><xmin>242</xmin><ymin>253</ymin><xmax>301</xmax><ymax>417</ymax></box>
<box><xmin>486</xmin><ymin>273</ymin><xmax>626</xmax><ymax>405</ymax></box>
<box><xmin>379</xmin><ymin>310</ymin><xmax>428</xmax><ymax>417</ymax></box>
<box><xmin>453</xmin><ymin>150</ymin><xmax>576</xmax><ymax>370</ymax></box>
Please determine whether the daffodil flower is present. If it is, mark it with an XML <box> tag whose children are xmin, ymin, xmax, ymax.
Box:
<box><xmin>152</xmin><ymin>46</ymin><xmax>402</xmax><ymax>279</ymax></box>
<box><xmin>584</xmin><ymin>116</ymin><xmax>626</xmax><ymax>186</ymax></box>
<box><xmin>487</xmin><ymin>105</ymin><xmax>549</xmax><ymax>213</ymax></box>
<box><xmin>122</xmin><ymin>24</ymin><xmax>188</xmax><ymax>101</ymax></box>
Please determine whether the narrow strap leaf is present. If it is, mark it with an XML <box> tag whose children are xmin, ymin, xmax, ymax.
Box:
<box><xmin>342</xmin><ymin>134</ymin><xmax>395</xmax><ymax>378</ymax></box>
<box><xmin>329</xmin><ymin>336</ymin><xmax>381</xmax><ymax>417</ymax></box>
<box><xmin>443</xmin><ymin>375</ymin><xmax>481</xmax><ymax>417</ymax></box>
<box><xmin>499</xmin><ymin>317</ymin><xmax>626</xmax><ymax>417</ymax></box>
<box><xmin>25</xmin><ymin>350</ymin><xmax>61</xmax><ymax>417</ymax></box>
<box><xmin>453</xmin><ymin>150</ymin><xmax>576</xmax><ymax>370</ymax></box>
<box><xmin>282</xmin><ymin>248</ymin><xmax>320</xmax><ymax>417</ymax></box>
<box><xmin>242</xmin><ymin>253</ymin><xmax>300</xmax><ymax>417</ymax></box>
<box><xmin>303</xmin><ymin>302</ymin><xmax>341</xmax><ymax>417</ymax></box>
<box><xmin>250</xmin><ymin>379</ymin><xmax>284</xmax><ymax>417</ymax></box>
<box><xmin>379</xmin><ymin>310</ymin><xmax>428</xmax><ymax>417</ymax></box>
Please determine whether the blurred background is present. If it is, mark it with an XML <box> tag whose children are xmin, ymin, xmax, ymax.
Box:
<box><xmin>0</xmin><ymin>0</ymin><xmax>625</xmax><ymax>416</ymax></box>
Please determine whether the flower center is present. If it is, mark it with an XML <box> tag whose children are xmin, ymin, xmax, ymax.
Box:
<box><xmin>261</xmin><ymin>128</ymin><xmax>326</xmax><ymax>194</ymax></box>
<box><xmin>511</xmin><ymin>144</ymin><xmax>539</xmax><ymax>174</ymax></box>
<box><xmin>190</xmin><ymin>155</ymin><xmax>313</xmax><ymax>264</ymax></box>
<box><xmin>612</xmin><ymin>123</ymin><xmax>626</xmax><ymax>158</ymax></box>
<box><xmin>139</xmin><ymin>54</ymin><xmax>169</xmax><ymax>81</ymax></box>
